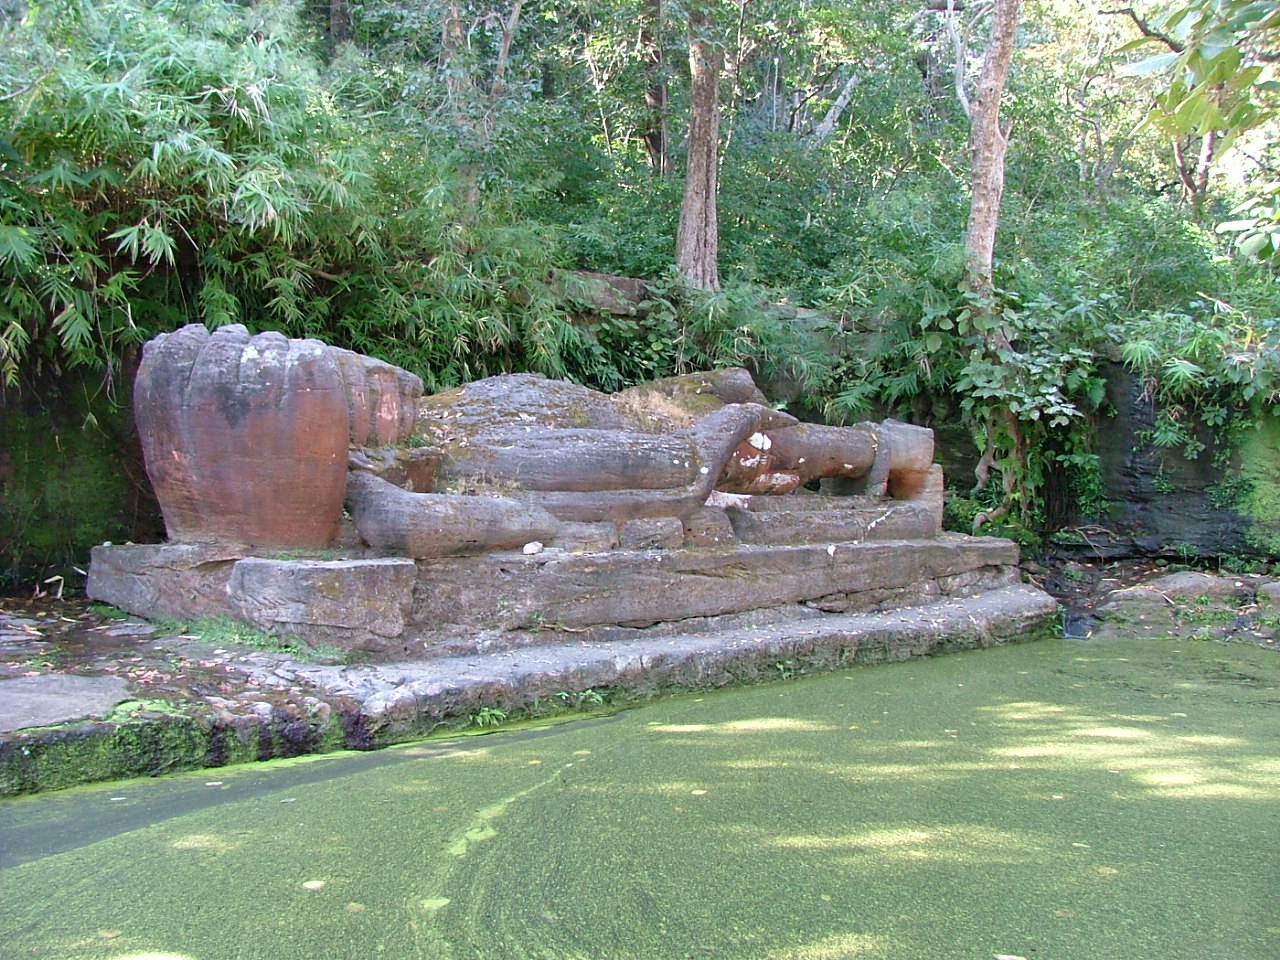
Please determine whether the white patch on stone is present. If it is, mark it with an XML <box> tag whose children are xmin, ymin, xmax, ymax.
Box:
<box><xmin>706</xmin><ymin>490</ymin><xmax>751</xmax><ymax>508</ymax></box>
<box><xmin>522</xmin><ymin>541</ymin><xmax>544</xmax><ymax>555</ymax></box>
<box><xmin>747</xmin><ymin>432</ymin><xmax>771</xmax><ymax>450</ymax></box>
<box><xmin>797</xmin><ymin>457</ymin><xmax>806</xmax><ymax>464</ymax></box>
<box><xmin>699</xmin><ymin>466</ymin><xmax>710</xmax><ymax>475</ymax></box>
<box><xmin>826</xmin><ymin>544</ymin><xmax>836</xmax><ymax>557</ymax></box>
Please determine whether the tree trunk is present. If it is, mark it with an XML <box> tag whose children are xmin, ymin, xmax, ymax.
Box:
<box><xmin>641</xmin><ymin>0</ymin><xmax>670</xmax><ymax>176</ymax></box>
<box><xmin>328</xmin><ymin>0</ymin><xmax>349</xmax><ymax>46</ymax></box>
<box><xmin>962</xmin><ymin>0</ymin><xmax>1021</xmax><ymax>529</ymax></box>
<box><xmin>439</xmin><ymin>0</ymin><xmax>523</xmax><ymax>216</ymax></box>
<box><xmin>491</xmin><ymin>0</ymin><xmax>523</xmax><ymax>98</ymax></box>
<box><xmin>964</xmin><ymin>0</ymin><xmax>1019</xmax><ymax>304</ymax></box>
<box><xmin>676</xmin><ymin>3</ymin><xmax>722</xmax><ymax>291</ymax></box>
<box><xmin>1173</xmin><ymin>131</ymin><xmax>1218</xmax><ymax>220</ymax></box>
<box><xmin>441</xmin><ymin>0</ymin><xmax>471</xmax><ymax>107</ymax></box>
<box><xmin>812</xmin><ymin>71</ymin><xmax>861</xmax><ymax>141</ymax></box>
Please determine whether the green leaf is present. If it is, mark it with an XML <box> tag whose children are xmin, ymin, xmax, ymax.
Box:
<box><xmin>1117</xmin><ymin>52</ymin><xmax>1181</xmax><ymax>77</ymax></box>
<box><xmin>1237</xmin><ymin>231</ymin><xmax>1273</xmax><ymax>257</ymax></box>
<box><xmin>27</xmin><ymin>161</ymin><xmax>90</xmax><ymax>191</ymax></box>
<box><xmin>0</xmin><ymin>225</ymin><xmax>40</xmax><ymax>268</ymax></box>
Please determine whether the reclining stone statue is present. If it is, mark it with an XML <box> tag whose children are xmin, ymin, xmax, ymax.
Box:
<box><xmin>131</xmin><ymin>323</ymin><xmax>942</xmax><ymax>558</ymax></box>
<box><xmin>89</xmin><ymin>323</ymin><xmax>999</xmax><ymax>653</ymax></box>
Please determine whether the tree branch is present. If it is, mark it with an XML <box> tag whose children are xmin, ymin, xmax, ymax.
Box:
<box><xmin>945</xmin><ymin>0</ymin><xmax>972</xmax><ymax>121</ymax></box>
<box><xmin>813</xmin><ymin>70</ymin><xmax>861</xmax><ymax>140</ymax></box>
<box><xmin>0</xmin><ymin>71</ymin><xmax>51</xmax><ymax>102</ymax></box>
<box><xmin>490</xmin><ymin>0</ymin><xmax>523</xmax><ymax>97</ymax></box>
<box><xmin>1101</xmin><ymin>7</ymin><xmax>1184</xmax><ymax>53</ymax></box>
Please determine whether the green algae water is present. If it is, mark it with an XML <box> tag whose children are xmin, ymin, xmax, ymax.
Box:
<box><xmin>2</xmin><ymin>634</ymin><xmax>1279</xmax><ymax>960</ymax></box>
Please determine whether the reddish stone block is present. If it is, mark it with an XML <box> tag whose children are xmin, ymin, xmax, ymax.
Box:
<box><xmin>135</xmin><ymin>324</ymin><xmax>349</xmax><ymax>548</ymax></box>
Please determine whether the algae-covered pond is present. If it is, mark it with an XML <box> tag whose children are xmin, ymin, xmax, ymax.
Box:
<box><xmin>2</xmin><ymin>633</ymin><xmax>1278</xmax><ymax>960</ymax></box>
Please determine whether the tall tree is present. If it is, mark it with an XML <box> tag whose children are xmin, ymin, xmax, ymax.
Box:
<box><xmin>437</xmin><ymin>0</ymin><xmax>524</xmax><ymax>214</ymax></box>
<box><xmin>963</xmin><ymin>0</ymin><xmax>1018</xmax><ymax>305</ymax></box>
<box><xmin>960</xmin><ymin>0</ymin><xmax>1023</xmax><ymax>530</ymax></box>
<box><xmin>675</xmin><ymin>0</ymin><xmax>722</xmax><ymax>290</ymax></box>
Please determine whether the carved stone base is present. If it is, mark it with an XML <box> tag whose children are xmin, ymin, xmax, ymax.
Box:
<box><xmin>88</xmin><ymin>534</ymin><xmax>1022</xmax><ymax>658</ymax></box>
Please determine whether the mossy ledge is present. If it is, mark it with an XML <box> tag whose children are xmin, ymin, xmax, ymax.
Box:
<box><xmin>0</xmin><ymin>699</ymin><xmax>349</xmax><ymax>797</ymax></box>
<box><xmin>1</xmin><ymin>584</ymin><xmax>1059</xmax><ymax>797</ymax></box>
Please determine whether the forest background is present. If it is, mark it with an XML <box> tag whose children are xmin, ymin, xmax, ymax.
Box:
<box><xmin>0</xmin><ymin>0</ymin><xmax>1277</xmax><ymax>590</ymax></box>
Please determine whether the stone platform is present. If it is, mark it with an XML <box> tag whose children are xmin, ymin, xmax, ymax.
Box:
<box><xmin>88</xmin><ymin>533</ymin><xmax>1026</xmax><ymax>659</ymax></box>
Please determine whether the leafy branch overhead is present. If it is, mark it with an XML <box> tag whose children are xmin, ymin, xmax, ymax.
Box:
<box><xmin>1113</xmin><ymin>0</ymin><xmax>1280</xmax><ymax>254</ymax></box>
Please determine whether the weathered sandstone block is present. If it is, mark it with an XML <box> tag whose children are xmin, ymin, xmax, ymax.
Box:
<box><xmin>135</xmin><ymin>324</ymin><xmax>350</xmax><ymax>549</ymax></box>
<box><xmin>86</xmin><ymin>542</ymin><xmax>241</xmax><ymax>621</ymax></box>
<box><xmin>228</xmin><ymin>558</ymin><xmax>416</xmax><ymax>651</ymax></box>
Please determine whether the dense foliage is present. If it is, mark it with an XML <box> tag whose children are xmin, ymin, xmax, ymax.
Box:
<box><xmin>1</xmin><ymin>0</ymin><xmax>1278</xmax><ymax>583</ymax></box>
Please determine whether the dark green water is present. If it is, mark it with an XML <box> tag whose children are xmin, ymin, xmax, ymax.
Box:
<box><xmin>2</xmin><ymin>634</ymin><xmax>1278</xmax><ymax>960</ymax></box>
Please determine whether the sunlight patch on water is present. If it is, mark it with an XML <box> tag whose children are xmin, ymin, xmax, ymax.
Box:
<box><xmin>646</xmin><ymin>717</ymin><xmax>838</xmax><ymax>734</ymax></box>
<box><xmin>1174</xmin><ymin>734</ymin><xmax>1247</xmax><ymax>747</ymax></box>
<box><xmin>762</xmin><ymin>824</ymin><xmax>1039</xmax><ymax>867</ymax></box>
<box><xmin>767</xmin><ymin>828</ymin><xmax>935</xmax><ymax>850</ymax></box>
<box><xmin>722</xmin><ymin>717</ymin><xmax>839</xmax><ymax>733</ymax></box>
<box><xmin>1072</xmin><ymin>725</ymin><xmax>1155</xmax><ymax>740</ymax></box>
<box><xmin>1144</xmin><ymin>782</ymin><xmax>1271</xmax><ymax>799</ymax></box>
<box><xmin>990</xmin><ymin>701</ymin><xmax>1070</xmax><ymax>720</ymax></box>
<box><xmin>763</xmin><ymin>931</ymin><xmax>891</xmax><ymax>958</ymax></box>
<box><xmin>169</xmin><ymin>833</ymin><xmax>240</xmax><ymax>853</ymax></box>
<box><xmin>718</xmin><ymin>758</ymin><xmax>796</xmax><ymax>770</ymax></box>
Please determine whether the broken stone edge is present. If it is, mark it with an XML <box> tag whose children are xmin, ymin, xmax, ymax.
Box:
<box><xmin>0</xmin><ymin>583</ymin><xmax>1058</xmax><ymax>796</ymax></box>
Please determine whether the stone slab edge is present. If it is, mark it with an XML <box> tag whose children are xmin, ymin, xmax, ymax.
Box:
<box><xmin>0</xmin><ymin>583</ymin><xmax>1058</xmax><ymax>796</ymax></box>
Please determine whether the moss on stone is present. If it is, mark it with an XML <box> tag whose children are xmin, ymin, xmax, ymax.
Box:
<box><xmin>0</xmin><ymin>697</ymin><xmax>351</xmax><ymax>796</ymax></box>
<box><xmin>1236</xmin><ymin>417</ymin><xmax>1280</xmax><ymax>554</ymax></box>
<box><xmin>0</xmin><ymin>375</ymin><xmax>157</xmax><ymax>591</ymax></box>
<box><xmin>0</xmin><ymin>702</ymin><xmax>209</xmax><ymax>795</ymax></box>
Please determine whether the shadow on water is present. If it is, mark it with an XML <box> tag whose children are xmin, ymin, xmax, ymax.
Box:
<box><xmin>0</xmin><ymin>713</ymin><xmax>623</xmax><ymax>870</ymax></box>
<box><xmin>1</xmin><ymin>635</ymin><xmax>1278</xmax><ymax>960</ymax></box>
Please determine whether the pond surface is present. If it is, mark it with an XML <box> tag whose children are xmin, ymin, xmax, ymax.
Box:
<box><xmin>2</xmin><ymin>634</ymin><xmax>1278</xmax><ymax>960</ymax></box>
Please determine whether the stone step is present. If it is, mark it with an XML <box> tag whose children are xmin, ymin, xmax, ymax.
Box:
<box><xmin>281</xmin><ymin>582</ymin><xmax>1061</xmax><ymax>744</ymax></box>
<box><xmin>724</xmin><ymin>500</ymin><xmax>938</xmax><ymax>545</ymax></box>
<box><xmin>90</xmin><ymin>534</ymin><xmax>1021</xmax><ymax>661</ymax></box>
<box><xmin>409</xmin><ymin>534</ymin><xmax>1020</xmax><ymax>656</ymax></box>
